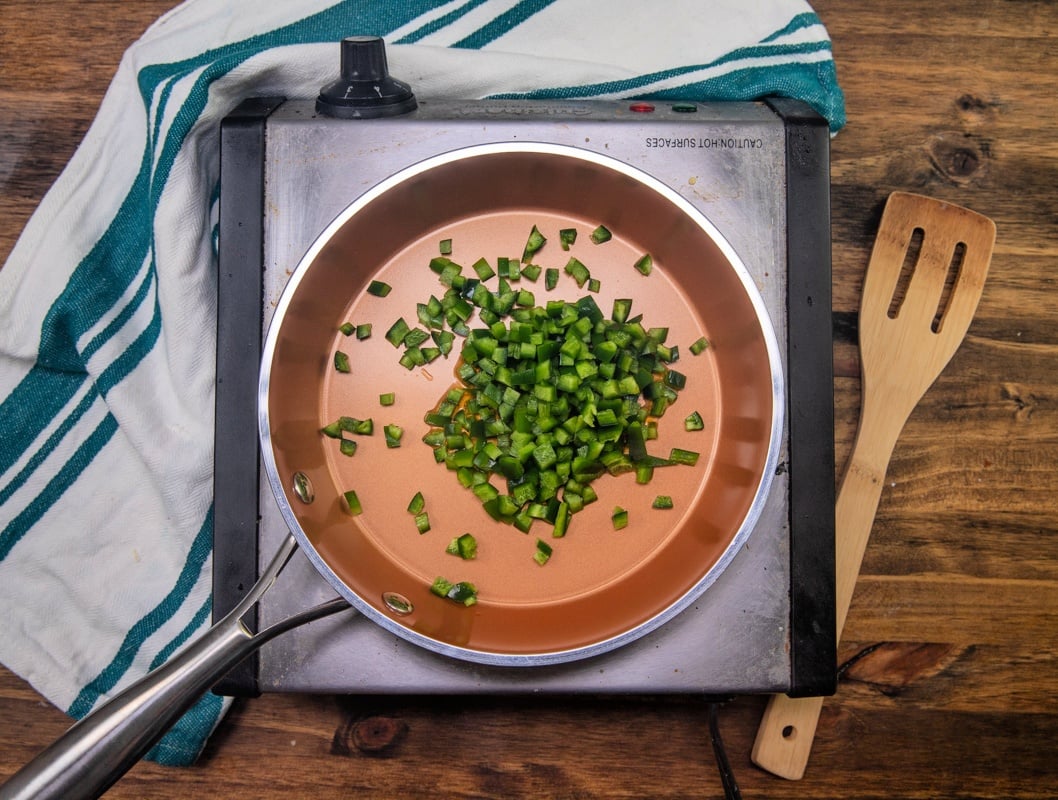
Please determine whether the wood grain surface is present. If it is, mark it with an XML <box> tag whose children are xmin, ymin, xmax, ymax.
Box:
<box><xmin>2</xmin><ymin>1</ymin><xmax>1057</xmax><ymax>797</ymax></box>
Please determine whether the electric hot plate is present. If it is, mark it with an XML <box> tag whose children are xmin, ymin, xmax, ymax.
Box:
<box><xmin>213</xmin><ymin>38</ymin><xmax>835</xmax><ymax>698</ymax></box>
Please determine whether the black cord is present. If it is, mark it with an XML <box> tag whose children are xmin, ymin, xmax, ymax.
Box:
<box><xmin>708</xmin><ymin>701</ymin><xmax>742</xmax><ymax>800</ymax></box>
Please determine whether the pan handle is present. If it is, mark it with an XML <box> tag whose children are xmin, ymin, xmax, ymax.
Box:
<box><xmin>0</xmin><ymin>533</ymin><xmax>352</xmax><ymax>800</ymax></box>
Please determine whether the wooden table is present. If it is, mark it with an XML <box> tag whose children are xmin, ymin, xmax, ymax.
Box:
<box><xmin>2</xmin><ymin>2</ymin><xmax>1056</xmax><ymax>797</ymax></box>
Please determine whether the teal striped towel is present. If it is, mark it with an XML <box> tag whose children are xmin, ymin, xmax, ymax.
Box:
<box><xmin>0</xmin><ymin>0</ymin><xmax>844</xmax><ymax>766</ymax></box>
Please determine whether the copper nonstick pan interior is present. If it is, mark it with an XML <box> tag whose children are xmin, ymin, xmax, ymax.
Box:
<box><xmin>259</xmin><ymin>143</ymin><xmax>783</xmax><ymax>666</ymax></box>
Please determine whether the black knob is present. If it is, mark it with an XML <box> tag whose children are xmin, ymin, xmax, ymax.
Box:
<box><xmin>316</xmin><ymin>36</ymin><xmax>417</xmax><ymax>119</ymax></box>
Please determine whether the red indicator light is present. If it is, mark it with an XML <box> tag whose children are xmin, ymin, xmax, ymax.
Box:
<box><xmin>629</xmin><ymin>102</ymin><xmax>655</xmax><ymax>113</ymax></box>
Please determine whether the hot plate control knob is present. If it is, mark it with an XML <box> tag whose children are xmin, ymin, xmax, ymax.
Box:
<box><xmin>316</xmin><ymin>36</ymin><xmax>417</xmax><ymax>119</ymax></box>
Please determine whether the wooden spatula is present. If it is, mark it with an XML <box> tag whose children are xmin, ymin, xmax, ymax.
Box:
<box><xmin>751</xmin><ymin>192</ymin><xmax>996</xmax><ymax>780</ymax></box>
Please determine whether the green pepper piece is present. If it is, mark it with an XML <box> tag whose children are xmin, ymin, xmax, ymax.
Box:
<box><xmin>367</xmin><ymin>280</ymin><xmax>392</xmax><ymax>297</ymax></box>
<box><xmin>665</xmin><ymin>369</ymin><xmax>687</xmax><ymax>390</ymax></box>
<box><xmin>385</xmin><ymin>317</ymin><xmax>410</xmax><ymax>348</ymax></box>
<box><xmin>430</xmin><ymin>577</ymin><xmax>477</xmax><ymax>605</ymax></box>
<box><xmin>590</xmin><ymin>225</ymin><xmax>612</xmax><ymax>244</ymax></box>
<box><xmin>446</xmin><ymin>581</ymin><xmax>478</xmax><ymax>606</ymax></box>
<box><xmin>520</xmin><ymin>263</ymin><xmax>542</xmax><ymax>281</ymax></box>
<box><xmin>552</xmin><ymin>502</ymin><xmax>570</xmax><ymax>538</ymax></box>
<box><xmin>563</xmin><ymin>257</ymin><xmax>590</xmax><ymax>288</ymax></box>
<box><xmin>407</xmin><ymin>491</ymin><xmax>425</xmax><ymax>515</ymax></box>
<box><xmin>403</xmin><ymin>327</ymin><xmax>430</xmax><ymax>348</ymax></box>
<box><xmin>540</xmin><ymin>267</ymin><xmax>557</xmax><ymax>291</ymax></box>
<box><xmin>522</xmin><ymin>225</ymin><xmax>547</xmax><ymax>262</ymax></box>
<box><xmin>343</xmin><ymin>490</ymin><xmax>363</xmax><ymax>515</ymax></box>
<box><xmin>338</xmin><ymin>416</ymin><xmax>373</xmax><ymax>435</ymax></box>
<box><xmin>446</xmin><ymin>533</ymin><xmax>478</xmax><ymax>560</ymax></box>
<box><xmin>384</xmin><ymin>424</ymin><xmax>404</xmax><ymax>448</ymax></box>
<box><xmin>669</xmin><ymin>447</ymin><xmax>700</xmax><ymax>466</ymax></box>
<box><xmin>533</xmin><ymin>538</ymin><xmax>553</xmax><ymax>565</ymax></box>
<box><xmin>472</xmin><ymin>257</ymin><xmax>495</xmax><ymax>281</ymax></box>
<box><xmin>689</xmin><ymin>335</ymin><xmax>711</xmax><ymax>355</ymax></box>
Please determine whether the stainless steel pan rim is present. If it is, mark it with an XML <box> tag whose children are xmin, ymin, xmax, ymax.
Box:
<box><xmin>257</xmin><ymin>141</ymin><xmax>785</xmax><ymax>667</ymax></box>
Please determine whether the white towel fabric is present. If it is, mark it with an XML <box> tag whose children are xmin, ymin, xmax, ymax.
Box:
<box><xmin>0</xmin><ymin>0</ymin><xmax>844</xmax><ymax>766</ymax></box>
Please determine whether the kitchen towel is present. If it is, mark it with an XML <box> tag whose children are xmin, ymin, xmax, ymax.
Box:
<box><xmin>0</xmin><ymin>0</ymin><xmax>845</xmax><ymax>767</ymax></box>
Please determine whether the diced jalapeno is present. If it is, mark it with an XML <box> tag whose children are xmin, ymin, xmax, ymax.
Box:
<box><xmin>563</xmin><ymin>257</ymin><xmax>590</xmax><ymax>288</ymax></box>
<box><xmin>521</xmin><ymin>263</ymin><xmax>542</xmax><ymax>281</ymax></box>
<box><xmin>522</xmin><ymin>225</ymin><xmax>547</xmax><ymax>262</ymax></box>
<box><xmin>343</xmin><ymin>490</ymin><xmax>363</xmax><ymax>515</ymax></box>
<box><xmin>590</xmin><ymin>225</ymin><xmax>612</xmax><ymax>244</ymax></box>
<box><xmin>385</xmin><ymin>317</ymin><xmax>410</xmax><ymax>348</ymax></box>
<box><xmin>446</xmin><ymin>533</ymin><xmax>478</xmax><ymax>560</ymax></box>
<box><xmin>430</xmin><ymin>577</ymin><xmax>477</xmax><ymax>606</ymax></box>
<box><xmin>472</xmin><ymin>257</ymin><xmax>495</xmax><ymax>281</ymax></box>
<box><xmin>407</xmin><ymin>491</ymin><xmax>425</xmax><ymax>515</ymax></box>
<box><xmin>384</xmin><ymin>424</ymin><xmax>404</xmax><ymax>448</ymax></box>
<box><xmin>689</xmin><ymin>335</ymin><xmax>710</xmax><ymax>355</ymax></box>
<box><xmin>669</xmin><ymin>447</ymin><xmax>700</xmax><ymax>466</ymax></box>
<box><xmin>544</xmin><ymin>267</ymin><xmax>560</xmax><ymax>291</ymax></box>
<box><xmin>403</xmin><ymin>327</ymin><xmax>430</xmax><ymax>348</ymax></box>
<box><xmin>367</xmin><ymin>280</ymin><xmax>392</xmax><ymax>297</ymax></box>
<box><xmin>533</xmin><ymin>538</ymin><xmax>553</xmax><ymax>565</ymax></box>
<box><xmin>333</xmin><ymin>416</ymin><xmax>372</xmax><ymax>435</ymax></box>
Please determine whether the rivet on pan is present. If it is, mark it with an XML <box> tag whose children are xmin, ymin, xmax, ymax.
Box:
<box><xmin>382</xmin><ymin>592</ymin><xmax>414</xmax><ymax>616</ymax></box>
<box><xmin>292</xmin><ymin>471</ymin><xmax>315</xmax><ymax>504</ymax></box>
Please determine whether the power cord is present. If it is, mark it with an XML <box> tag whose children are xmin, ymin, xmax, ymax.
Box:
<box><xmin>708</xmin><ymin>700</ymin><xmax>742</xmax><ymax>800</ymax></box>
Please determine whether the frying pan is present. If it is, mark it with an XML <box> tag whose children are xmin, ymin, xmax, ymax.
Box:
<box><xmin>0</xmin><ymin>142</ymin><xmax>783</xmax><ymax>799</ymax></box>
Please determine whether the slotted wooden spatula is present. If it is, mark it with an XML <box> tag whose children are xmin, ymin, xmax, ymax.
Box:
<box><xmin>751</xmin><ymin>192</ymin><xmax>996</xmax><ymax>780</ymax></box>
